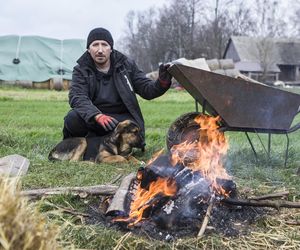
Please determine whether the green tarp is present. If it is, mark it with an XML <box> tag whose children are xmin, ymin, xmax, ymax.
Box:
<box><xmin>0</xmin><ymin>35</ymin><xmax>86</xmax><ymax>82</ymax></box>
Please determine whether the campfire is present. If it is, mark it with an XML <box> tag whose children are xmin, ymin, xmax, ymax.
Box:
<box><xmin>107</xmin><ymin>114</ymin><xmax>240</xmax><ymax>236</ymax></box>
<box><xmin>103</xmin><ymin>114</ymin><xmax>300</xmax><ymax>240</ymax></box>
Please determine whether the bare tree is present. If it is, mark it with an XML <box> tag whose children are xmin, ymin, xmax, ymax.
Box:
<box><xmin>120</xmin><ymin>0</ymin><xmax>207</xmax><ymax>71</ymax></box>
<box><xmin>121</xmin><ymin>9</ymin><xmax>159</xmax><ymax>72</ymax></box>
<box><xmin>197</xmin><ymin>0</ymin><xmax>254</xmax><ymax>59</ymax></box>
<box><xmin>227</xmin><ymin>2</ymin><xmax>256</xmax><ymax>36</ymax></box>
<box><xmin>292</xmin><ymin>7</ymin><xmax>300</xmax><ymax>37</ymax></box>
<box><xmin>119</xmin><ymin>0</ymin><xmax>297</xmax><ymax>74</ymax></box>
<box><xmin>253</xmin><ymin>0</ymin><xmax>287</xmax><ymax>37</ymax></box>
<box><xmin>256</xmin><ymin>38</ymin><xmax>277</xmax><ymax>82</ymax></box>
<box><xmin>250</xmin><ymin>0</ymin><xmax>287</xmax><ymax>82</ymax></box>
<box><xmin>297</xmin><ymin>10</ymin><xmax>300</xmax><ymax>36</ymax></box>
<box><xmin>155</xmin><ymin>0</ymin><xmax>206</xmax><ymax>60</ymax></box>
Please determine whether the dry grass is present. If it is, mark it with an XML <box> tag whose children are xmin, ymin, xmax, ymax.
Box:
<box><xmin>0</xmin><ymin>176</ymin><xmax>61</xmax><ymax>250</ymax></box>
<box><xmin>221</xmin><ymin>210</ymin><xmax>300</xmax><ymax>250</ymax></box>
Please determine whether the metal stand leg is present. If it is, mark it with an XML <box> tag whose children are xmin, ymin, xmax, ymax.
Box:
<box><xmin>254</xmin><ymin>130</ymin><xmax>269</xmax><ymax>159</ymax></box>
<box><xmin>268</xmin><ymin>133</ymin><xmax>271</xmax><ymax>158</ymax></box>
<box><xmin>284</xmin><ymin>133</ymin><xmax>289</xmax><ymax>167</ymax></box>
<box><xmin>195</xmin><ymin>100</ymin><xmax>199</xmax><ymax>112</ymax></box>
<box><xmin>246</xmin><ymin>132</ymin><xmax>290</xmax><ymax>167</ymax></box>
<box><xmin>202</xmin><ymin>100</ymin><xmax>207</xmax><ymax>114</ymax></box>
<box><xmin>245</xmin><ymin>132</ymin><xmax>258</xmax><ymax>161</ymax></box>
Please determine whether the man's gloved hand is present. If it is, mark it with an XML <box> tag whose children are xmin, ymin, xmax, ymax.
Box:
<box><xmin>95</xmin><ymin>114</ymin><xmax>119</xmax><ymax>131</ymax></box>
<box><xmin>158</xmin><ymin>63</ymin><xmax>172</xmax><ymax>88</ymax></box>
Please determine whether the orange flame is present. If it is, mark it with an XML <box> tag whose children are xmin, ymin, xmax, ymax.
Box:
<box><xmin>125</xmin><ymin>177</ymin><xmax>177</xmax><ymax>226</ymax></box>
<box><xmin>170</xmin><ymin>114</ymin><xmax>230</xmax><ymax>194</ymax></box>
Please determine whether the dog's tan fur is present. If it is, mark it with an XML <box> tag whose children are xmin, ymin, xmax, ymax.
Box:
<box><xmin>48</xmin><ymin>120</ymin><xmax>144</xmax><ymax>163</ymax></box>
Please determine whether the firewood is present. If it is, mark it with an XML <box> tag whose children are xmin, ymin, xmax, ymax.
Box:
<box><xmin>106</xmin><ymin>173</ymin><xmax>136</xmax><ymax>216</ymax></box>
<box><xmin>21</xmin><ymin>184</ymin><xmax>118</xmax><ymax>199</ymax></box>
<box><xmin>113</xmin><ymin>232</ymin><xmax>132</xmax><ymax>250</ymax></box>
<box><xmin>223</xmin><ymin>197</ymin><xmax>300</xmax><ymax>209</ymax></box>
<box><xmin>198</xmin><ymin>194</ymin><xmax>215</xmax><ymax>237</ymax></box>
<box><xmin>249</xmin><ymin>191</ymin><xmax>290</xmax><ymax>201</ymax></box>
<box><xmin>285</xmin><ymin>220</ymin><xmax>300</xmax><ymax>225</ymax></box>
<box><xmin>45</xmin><ymin>201</ymin><xmax>91</xmax><ymax>217</ymax></box>
<box><xmin>109</xmin><ymin>174</ymin><xmax>123</xmax><ymax>184</ymax></box>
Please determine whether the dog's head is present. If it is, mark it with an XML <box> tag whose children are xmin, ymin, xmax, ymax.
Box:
<box><xmin>110</xmin><ymin>120</ymin><xmax>144</xmax><ymax>155</ymax></box>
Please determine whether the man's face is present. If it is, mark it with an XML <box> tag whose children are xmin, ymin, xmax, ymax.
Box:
<box><xmin>88</xmin><ymin>40</ymin><xmax>112</xmax><ymax>68</ymax></box>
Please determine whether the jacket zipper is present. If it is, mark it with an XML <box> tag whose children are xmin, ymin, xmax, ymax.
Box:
<box><xmin>124</xmin><ymin>74</ymin><xmax>133</xmax><ymax>92</ymax></box>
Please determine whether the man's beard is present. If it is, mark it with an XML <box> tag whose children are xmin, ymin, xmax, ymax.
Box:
<box><xmin>96</xmin><ymin>55</ymin><xmax>108</xmax><ymax>65</ymax></box>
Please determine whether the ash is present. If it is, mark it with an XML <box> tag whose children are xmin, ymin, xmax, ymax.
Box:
<box><xmin>86</xmin><ymin>199</ymin><xmax>267</xmax><ymax>241</ymax></box>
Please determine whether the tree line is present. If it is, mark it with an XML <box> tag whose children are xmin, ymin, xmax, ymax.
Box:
<box><xmin>118</xmin><ymin>0</ymin><xmax>300</xmax><ymax>73</ymax></box>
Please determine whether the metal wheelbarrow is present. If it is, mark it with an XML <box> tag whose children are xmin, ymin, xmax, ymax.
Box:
<box><xmin>167</xmin><ymin>64</ymin><xmax>300</xmax><ymax>166</ymax></box>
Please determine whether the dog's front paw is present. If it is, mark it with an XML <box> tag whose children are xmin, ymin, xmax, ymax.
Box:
<box><xmin>126</xmin><ymin>155</ymin><xmax>142</xmax><ymax>164</ymax></box>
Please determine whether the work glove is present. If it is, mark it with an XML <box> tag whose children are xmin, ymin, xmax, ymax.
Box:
<box><xmin>158</xmin><ymin>63</ymin><xmax>172</xmax><ymax>89</ymax></box>
<box><xmin>95</xmin><ymin>114</ymin><xmax>119</xmax><ymax>131</ymax></box>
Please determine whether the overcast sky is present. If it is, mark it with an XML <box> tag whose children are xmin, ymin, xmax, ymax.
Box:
<box><xmin>0</xmin><ymin>0</ymin><xmax>168</xmax><ymax>45</ymax></box>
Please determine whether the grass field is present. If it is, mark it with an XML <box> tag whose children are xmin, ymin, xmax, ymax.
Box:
<box><xmin>0</xmin><ymin>85</ymin><xmax>300</xmax><ymax>249</ymax></box>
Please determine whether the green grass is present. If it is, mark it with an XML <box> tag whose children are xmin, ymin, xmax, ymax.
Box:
<box><xmin>0</xmin><ymin>85</ymin><xmax>300</xmax><ymax>249</ymax></box>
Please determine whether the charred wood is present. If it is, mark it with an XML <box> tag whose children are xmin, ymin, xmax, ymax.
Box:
<box><xmin>140</xmin><ymin>154</ymin><xmax>236</xmax><ymax>197</ymax></box>
<box><xmin>198</xmin><ymin>194</ymin><xmax>215</xmax><ymax>237</ymax></box>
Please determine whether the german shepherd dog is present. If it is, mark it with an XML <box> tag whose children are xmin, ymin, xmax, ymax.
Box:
<box><xmin>48</xmin><ymin>120</ymin><xmax>145</xmax><ymax>163</ymax></box>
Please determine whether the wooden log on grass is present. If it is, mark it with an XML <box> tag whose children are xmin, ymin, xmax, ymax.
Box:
<box><xmin>22</xmin><ymin>184</ymin><xmax>118</xmax><ymax>199</ymax></box>
<box><xmin>223</xmin><ymin>197</ymin><xmax>300</xmax><ymax>209</ymax></box>
<box><xmin>22</xmin><ymin>183</ymin><xmax>300</xmax><ymax>210</ymax></box>
<box><xmin>106</xmin><ymin>173</ymin><xmax>136</xmax><ymax>216</ymax></box>
<box><xmin>249</xmin><ymin>191</ymin><xmax>290</xmax><ymax>201</ymax></box>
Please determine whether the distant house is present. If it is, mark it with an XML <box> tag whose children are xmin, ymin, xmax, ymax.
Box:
<box><xmin>223</xmin><ymin>36</ymin><xmax>300</xmax><ymax>84</ymax></box>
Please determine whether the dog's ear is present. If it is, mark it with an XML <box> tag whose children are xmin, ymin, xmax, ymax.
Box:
<box><xmin>110</xmin><ymin>120</ymin><xmax>139</xmax><ymax>143</ymax></box>
<box><xmin>115</xmin><ymin>120</ymin><xmax>137</xmax><ymax>133</ymax></box>
<box><xmin>109</xmin><ymin>120</ymin><xmax>128</xmax><ymax>143</ymax></box>
<box><xmin>115</xmin><ymin>120</ymin><xmax>131</xmax><ymax>132</ymax></box>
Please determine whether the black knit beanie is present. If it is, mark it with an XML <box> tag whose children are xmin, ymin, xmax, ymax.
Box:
<box><xmin>86</xmin><ymin>28</ymin><xmax>114</xmax><ymax>49</ymax></box>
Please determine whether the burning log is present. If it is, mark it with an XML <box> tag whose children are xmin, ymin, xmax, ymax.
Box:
<box><xmin>111</xmin><ymin>153</ymin><xmax>237</xmax><ymax>230</ymax></box>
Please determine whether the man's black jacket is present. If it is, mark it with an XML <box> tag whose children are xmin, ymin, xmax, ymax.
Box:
<box><xmin>69</xmin><ymin>49</ymin><xmax>169</xmax><ymax>140</ymax></box>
